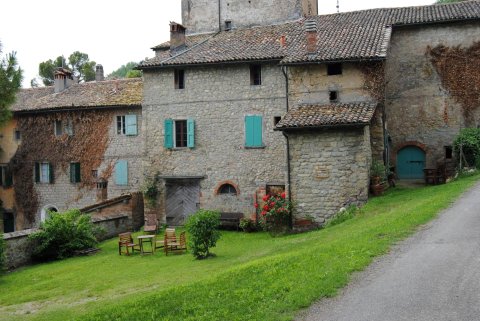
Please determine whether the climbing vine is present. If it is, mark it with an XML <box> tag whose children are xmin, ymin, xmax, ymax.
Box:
<box><xmin>10</xmin><ymin>110</ymin><xmax>115</xmax><ymax>225</ymax></box>
<box><xmin>360</xmin><ymin>61</ymin><xmax>386</xmax><ymax>102</ymax></box>
<box><xmin>427</xmin><ymin>42</ymin><xmax>480</xmax><ymax>123</ymax></box>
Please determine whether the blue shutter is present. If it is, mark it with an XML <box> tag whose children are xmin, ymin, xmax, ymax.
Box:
<box><xmin>115</xmin><ymin>160</ymin><xmax>128</xmax><ymax>185</ymax></box>
<box><xmin>187</xmin><ymin>118</ymin><xmax>195</xmax><ymax>148</ymax></box>
<box><xmin>125</xmin><ymin>115</ymin><xmax>138</xmax><ymax>136</ymax></box>
<box><xmin>245</xmin><ymin>115</ymin><xmax>263</xmax><ymax>147</ymax></box>
<box><xmin>164</xmin><ymin>119</ymin><xmax>174</xmax><ymax>149</ymax></box>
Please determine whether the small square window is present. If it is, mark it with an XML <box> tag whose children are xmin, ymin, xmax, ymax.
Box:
<box><xmin>14</xmin><ymin>129</ymin><xmax>21</xmax><ymax>141</ymax></box>
<box><xmin>327</xmin><ymin>63</ymin><xmax>342</xmax><ymax>76</ymax></box>
<box><xmin>92</xmin><ymin>169</ymin><xmax>98</xmax><ymax>178</ymax></box>
<box><xmin>117</xmin><ymin>116</ymin><xmax>126</xmax><ymax>135</ymax></box>
<box><xmin>445</xmin><ymin>146</ymin><xmax>453</xmax><ymax>159</ymax></box>
<box><xmin>225</xmin><ymin>20</ymin><xmax>232</xmax><ymax>30</ymax></box>
<box><xmin>174</xmin><ymin>69</ymin><xmax>185</xmax><ymax>89</ymax></box>
<box><xmin>274</xmin><ymin>116</ymin><xmax>282</xmax><ymax>126</ymax></box>
<box><xmin>175</xmin><ymin>120</ymin><xmax>188</xmax><ymax>148</ymax></box>
<box><xmin>329</xmin><ymin>90</ymin><xmax>338</xmax><ymax>102</ymax></box>
<box><xmin>250</xmin><ymin>65</ymin><xmax>262</xmax><ymax>86</ymax></box>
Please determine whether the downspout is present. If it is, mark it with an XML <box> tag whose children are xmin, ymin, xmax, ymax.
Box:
<box><xmin>218</xmin><ymin>0</ymin><xmax>222</xmax><ymax>32</ymax></box>
<box><xmin>281</xmin><ymin>65</ymin><xmax>292</xmax><ymax>228</ymax></box>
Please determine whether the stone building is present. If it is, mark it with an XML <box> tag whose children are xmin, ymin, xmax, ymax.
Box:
<box><xmin>139</xmin><ymin>0</ymin><xmax>480</xmax><ymax>225</ymax></box>
<box><xmin>0</xmin><ymin>67</ymin><xmax>144</xmax><ymax>231</ymax></box>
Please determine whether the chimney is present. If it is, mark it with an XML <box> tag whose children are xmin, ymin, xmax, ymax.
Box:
<box><xmin>54</xmin><ymin>67</ymin><xmax>74</xmax><ymax>93</ymax></box>
<box><xmin>170</xmin><ymin>22</ymin><xmax>187</xmax><ymax>50</ymax></box>
<box><xmin>96</xmin><ymin>178</ymin><xmax>108</xmax><ymax>202</ymax></box>
<box><xmin>95</xmin><ymin>64</ymin><xmax>105</xmax><ymax>81</ymax></box>
<box><xmin>279</xmin><ymin>35</ymin><xmax>287</xmax><ymax>48</ymax></box>
<box><xmin>305</xmin><ymin>19</ymin><xmax>318</xmax><ymax>54</ymax></box>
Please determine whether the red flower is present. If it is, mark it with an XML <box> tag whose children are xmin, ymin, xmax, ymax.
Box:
<box><xmin>281</xmin><ymin>192</ymin><xmax>286</xmax><ymax>199</ymax></box>
<box><xmin>263</xmin><ymin>205</ymin><xmax>269</xmax><ymax>211</ymax></box>
<box><xmin>262</xmin><ymin>195</ymin><xmax>269</xmax><ymax>202</ymax></box>
<box><xmin>254</xmin><ymin>203</ymin><xmax>259</xmax><ymax>208</ymax></box>
<box><xmin>261</xmin><ymin>211</ymin><xmax>267</xmax><ymax>216</ymax></box>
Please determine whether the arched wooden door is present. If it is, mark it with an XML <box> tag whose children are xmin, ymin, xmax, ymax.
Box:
<box><xmin>397</xmin><ymin>146</ymin><xmax>426</xmax><ymax>179</ymax></box>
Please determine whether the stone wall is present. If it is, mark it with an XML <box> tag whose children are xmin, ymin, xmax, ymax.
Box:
<box><xmin>385</xmin><ymin>21</ymin><xmax>480</xmax><ymax>168</ymax></box>
<box><xmin>32</xmin><ymin>107</ymin><xmax>143</xmax><ymax>227</ymax></box>
<box><xmin>181</xmin><ymin>0</ymin><xmax>317</xmax><ymax>34</ymax></box>
<box><xmin>142</xmin><ymin>63</ymin><xmax>288</xmax><ymax>222</ymax></box>
<box><xmin>288</xmin><ymin>126</ymin><xmax>371</xmax><ymax>223</ymax></box>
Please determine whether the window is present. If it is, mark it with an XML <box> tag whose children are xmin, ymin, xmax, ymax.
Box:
<box><xmin>35</xmin><ymin>162</ymin><xmax>54</xmax><ymax>184</ymax></box>
<box><xmin>164</xmin><ymin>119</ymin><xmax>195</xmax><ymax>149</ymax></box>
<box><xmin>70</xmin><ymin>162</ymin><xmax>81</xmax><ymax>183</ymax></box>
<box><xmin>174</xmin><ymin>69</ymin><xmax>185</xmax><ymax>89</ymax></box>
<box><xmin>54</xmin><ymin>120</ymin><xmax>63</xmax><ymax>136</ymax></box>
<box><xmin>327</xmin><ymin>63</ymin><xmax>342</xmax><ymax>75</ymax></box>
<box><xmin>3</xmin><ymin>211</ymin><xmax>14</xmax><ymax>233</ymax></box>
<box><xmin>0</xmin><ymin>165</ymin><xmax>13</xmax><ymax>188</ymax></box>
<box><xmin>14</xmin><ymin>129</ymin><xmax>21</xmax><ymax>141</ymax></box>
<box><xmin>250</xmin><ymin>65</ymin><xmax>262</xmax><ymax>86</ymax></box>
<box><xmin>92</xmin><ymin>169</ymin><xmax>98</xmax><ymax>178</ymax></box>
<box><xmin>115</xmin><ymin>160</ymin><xmax>128</xmax><ymax>185</ymax></box>
<box><xmin>117</xmin><ymin>115</ymin><xmax>138</xmax><ymax>136</ymax></box>
<box><xmin>225</xmin><ymin>20</ymin><xmax>232</xmax><ymax>30</ymax></box>
<box><xmin>64</xmin><ymin>119</ymin><xmax>74</xmax><ymax>136</ymax></box>
<box><xmin>274</xmin><ymin>116</ymin><xmax>282</xmax><ymax>126</ymax></box>
<box><xmin>54</xmin><ymin>120</ymin><xmax>73</xmax><ymax>136</ymax></box>
<box><xmin>445</xmin><ymin>146</ymin><xmax>453</xmax><ymax>159</ymax></box>
<box><xmin>266</xmin><ymin>184</ymin><xmax>285</xmax><ymax>196</ymax></box>
<box><xmin>245</xmin><ymin>115</ymin><xmax>263</xmax><ymax>148</ymax></box>
<box><xmin>329</xmin><ymin>90</ymin><xmax>338</xmax><ymax>102</ymax></box>
<box><xmin>218</xmin><ymin>183</ymin><xmax>238</xmax><ymax>195</ymax></box>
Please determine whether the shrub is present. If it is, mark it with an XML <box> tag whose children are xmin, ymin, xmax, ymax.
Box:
<box><xmin>454</xmin><ymin>128</ymin><xmax>480</xmax><ymax>168</ymax></box>
<box><xmin>185</xmin><ymin>209</ymin><xmax>221</xmax><ymax>259</ymax></box>
<box><xmin>325</xmin><ymin>205</ymin><xmax>359</xmax><ymax>228</ymax></box>
<box><xmin>239</xmin><ymin>218</ymin><xmax>258</xmax><ymax>233</ymax></box>
<box><xmin>0</xmin><ymin>231</ymin><xmax>5</xmax><ymax>275</ymax></box>
<box><xmin>29</xmin><ymin>209</ymin><xmax>101</xmax><ymax>261</ymax></box>
<box><xmin>257</xmin><ymin>192</ymin><xmax>293</xmax><ymax>235</ymax></box>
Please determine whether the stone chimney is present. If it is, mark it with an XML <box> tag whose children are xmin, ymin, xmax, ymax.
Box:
<box><xmin>96</xmin><ymin>178</ymin><xmax>108</xmax><ymax>202</ymax></box>
<box><xmin>305</xmin><ymin>19</ymin><xmax>318</xmax><ymax>54</ymax></box>
<box><xmin>54</xmin><ymin>68</ymin><xmax>74</xmax><ymax>93</ymax></box>
<box><xmin>95</xmin><ymin>64</ymin><xmax>105</xmax><ymax>81</ymax></box>
<box><xmin>170</xmin><ymin>22</ymin><xmax>187</xmax><ymax>50</ymax></box>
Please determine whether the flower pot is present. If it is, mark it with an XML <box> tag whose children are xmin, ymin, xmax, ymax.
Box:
<box><xmin>371</xmin><ymin>183</ymin><xmax>384</xmax><ymax>196</ymax></box>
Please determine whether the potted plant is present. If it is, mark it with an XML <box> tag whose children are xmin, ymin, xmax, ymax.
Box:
<box><xmin>370</xmin><ymin>160</ymin><xmax>386</xmax><ymax>196</ymax></box>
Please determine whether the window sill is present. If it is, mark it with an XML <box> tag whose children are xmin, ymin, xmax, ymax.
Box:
<box><xmin>245</xmin><ymin>146</ymin><xmax>266</xmax><ymax>149</ymax></box>
<box><xmin>167</xmin><ymin>147</ymin><xmax>193</xmax><ymax>151</ymax></box>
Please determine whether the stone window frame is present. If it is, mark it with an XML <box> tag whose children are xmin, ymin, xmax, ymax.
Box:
<box><xmin>214</xmin><ymin>180</ymin><xmax>240</xmax><ymax>196</ymax></box>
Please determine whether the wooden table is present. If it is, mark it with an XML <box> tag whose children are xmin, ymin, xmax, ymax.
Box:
<box><xmin>137</xmin><ymin>235</ymin><xmax>155</xmax><ymax>255</ymax></box>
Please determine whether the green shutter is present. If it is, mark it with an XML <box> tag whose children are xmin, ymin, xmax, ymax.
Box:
<box><xmin>70</xmin><ymin>163</ymin><xmax>81</xmax><ymax>183</ymax></box>
<box><xmin>164</xmin><ymin>119</ymin><xmax>174</xmax><ymax>149</ymax></box>
<box><xmin>34</xmin><ymin>162</ymin><xmax>40</xmax><ymax>183</ymax></box>
<box><xmin>125</xmin><ymin>115</ymin><xmax>138</xmax><ymax>136</ymax></box>
<box><xmin>115</xmin><ymin>160</ymin><xmax>128</xmax><ymax>185</ymax></box>
<box><xmin>75</xmin><ymin>163</ymin><xmax>81</xmax><ymax>183</ymax></box>
<box><xmin>187</xmin><ymin>118</ymin><xmax>195</xmax><ymax>148</ymax></box>
<box><xmin>245</xmin><ymin>115</ymin><xmax>263</xmax><ymax>147</ymax></box>
<box><xmin>5</xmin><ymin>168</ymin><xmax>13</xmax><ymax>187</ymax></box>
<box><xmin>49</xmin><ymin>163</ymin><xmax>54</xmax><ymax>184</ymax></box>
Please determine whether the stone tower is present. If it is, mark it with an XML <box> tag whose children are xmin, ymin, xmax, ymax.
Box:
<box><xmin>181</xmin><ymin>0</ymin><xmax>318</xmax><ymax>34</ymax></box>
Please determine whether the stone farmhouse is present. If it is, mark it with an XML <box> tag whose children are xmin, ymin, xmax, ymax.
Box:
<box><xmin>0</xmin><ymin>66</ymin><xmax>143</xmax><ymax>232</ymax></box>
<box><xmin>138</xmin><ymin>0</ymin><xmax>480</xmax><ymax>226</ymax></box>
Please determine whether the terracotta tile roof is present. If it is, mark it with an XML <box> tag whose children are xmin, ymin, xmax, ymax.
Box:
<box><xmin>151</xmin><ymin>33</ymin><xmax>215</xmax><ymax>50</ymax></box>
<box><xmin>275</xmin><ymin>102</ymin><xmax>377</xmax><ymax>130</ymax></box>
<box><xmin>138</xmin><ymin>1</ymin><xmax>480</xmax><ymax>68</ymax></box>
<box><xmin>11</xmin><ymin>78</ymin><xmax>143</xmax><ymax>113</ymax></box>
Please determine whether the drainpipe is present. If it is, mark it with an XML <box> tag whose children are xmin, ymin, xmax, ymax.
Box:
<box><xmin>218</xmin><ymin>0</ymin><xmax>222</xmax><ymax>32</ymax></box>
<box><xmin>281</xmin><ymin>65</ymin><xmax>292</xmax><ymax>228</ymax></box>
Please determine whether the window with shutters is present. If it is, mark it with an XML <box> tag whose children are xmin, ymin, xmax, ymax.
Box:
<box><xmin>245</xmin><ymin>115</ymin><xmax>263</xmax><ymax>148</ymax></box>
<box><xmin>70</xmin><ymin>162</ymin><xmax>81</xmax><ymax>183</ymax></box>
<box><xmin>250</xmin><ymin>65</ymin><xmax>262</xmax><ymax>86</ymax></box>
<box><xmin>35</xmin><ymin>162</ymin><xmax>53</xmax><ymax>184</ymax></box>
<box><xmin>0</xmin><ymin>165</ymin><xmax>13</xmax><ymax>188</ymax></box>
<box><xmin>164</xmin><ymin>118</ymin><xmax>195</xmax><ymax>149</ymax></box>
<box><xmin>115</xmin><ymin>160</ymin><xmax>128</xmax><ymax>186</ymax></box>
<box><xmin>117</xmin><ymin>115</ymin><xmax>138</xmax><ymax>136</ymax></box>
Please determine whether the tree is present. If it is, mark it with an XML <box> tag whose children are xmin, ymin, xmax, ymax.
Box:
<box><xmin>38</xmin><ymin>51</ymin><xmax>96</xmax><ymax>86</ymax></box>
<box><xmin>0</xmin><ymin>41</ymin><xmax>22</xmax><ymax>127</ymax></box>
<box><xmin>108</xmin><ymin>61</ymin><xmax>141</xmax><ymax>79</ymax></box>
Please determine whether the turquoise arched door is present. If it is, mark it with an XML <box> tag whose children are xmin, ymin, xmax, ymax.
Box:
<box><xmin>397</xmin><ymin>146</ymin><xmax>426</xmax><ymax>179</ymax></box>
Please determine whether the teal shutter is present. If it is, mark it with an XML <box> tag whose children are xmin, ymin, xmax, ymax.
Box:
<box><xmin>48</xmin><ymin>163</ymin><xmax>54</xmax><ymax>184</ymax></box>
<box><xmin>70</xmin><ymin>163</ymin><xmax>81</xmax><ymax>183</ymax></box>
<box><xmin>245</xmin><ymin>115</ymin><xmax>263</xmax><ymax>147</ymax></box>
<box><xmin>125</xmin><ymin>115</ymin><xmax>138</xmax><ymax>136</ymax></box>
<box><xmin>115</xmin><ymin>160</ymin><xmax>128</xmax><ymax>185</ymax></box>
<box><xmin>164</xmin><ymin>119</ymin><xmax>174</xmax><ymax>149</ymax></box>
<box><xmin>34</xmin><ymin>162</ymin><xmax>40</xmax><ymax>183</ymax></box>
<box><xmin>75</xmin><ymin>163</ymin><xmax>81</xmax><ymax>183</ymax></box>
<box><xmin>187</xmin><ymin>119</ymin><xmax>195</xmax><ymax>148</ymax></box>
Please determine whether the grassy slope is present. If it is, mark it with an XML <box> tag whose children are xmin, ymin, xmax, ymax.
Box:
<box><xmin>0</xmin><ymin>174</ymin><xmax>478</xmax><ymax>321</ymax></box>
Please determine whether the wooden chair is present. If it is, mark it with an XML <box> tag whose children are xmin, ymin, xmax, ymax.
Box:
<box><xmin>118</xmin><ymin>232</ymin><xmax>140</xmax><ymax>256</ymax></box>
<box><xmin>144</xmin><ymin>216</ymin><xmax>159</xmax><ymax>235</ymax></box>
<box><xmin>164</xmin><ymin>230</ymin><xmax>187</xmax><ymax>255</ymax></box>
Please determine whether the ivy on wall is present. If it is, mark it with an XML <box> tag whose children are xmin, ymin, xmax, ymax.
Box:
<box><xmin>427</xmin><ymin>42</ymin><xmax>480</xmax><ymax>124</ymax></box>
<box><xmin>10</xmin><ymin>110</ymin><xmax>115</xmax><ymax>225</ymax></box>
<box><xmin>359</xmin><ymin>61</ymin><xmax>386</xmax><ymax>102</ymax></box>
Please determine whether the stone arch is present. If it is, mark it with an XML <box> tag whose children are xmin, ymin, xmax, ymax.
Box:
<box><xmin>40</xmin><ymin>204</ymin><xmax>59</xmax><ymax>222</ymax></box>
<box><xmin>392</xmin><ymin>141</ymin><xmax>427</xmax><ymax>167</ymax></box>
<box><xmin>214</xmin><ymin>180</ymin><xmax>240</xmax><ymax>196</ymax></box>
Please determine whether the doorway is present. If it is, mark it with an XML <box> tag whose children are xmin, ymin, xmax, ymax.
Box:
<box><xmin>397</xmin><ymin>146</ymin><xmax>426</xmax><ymax>179</ymax></box>
<box><xmin>165</xmin><ymin>180</ymin><xmax>200</xmax><ymax>225</ymax></box>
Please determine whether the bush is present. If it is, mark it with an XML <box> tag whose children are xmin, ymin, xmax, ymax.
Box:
<box><xmin>29</xmin><ymin>209</ymin><xmax>101</xmax><ymax>261</ymax></box>
<box><xmin>239</xmin><ymin>218</ymin><xmax>258</xmax><ymax>233</ymax></box>
<box><xmin>0</xmin><ymin>231</ymin><xmax>5</xmax><ymax>275</ymax></box>
<box><xmin>454</xmin><ymin>128</ymin><xmax>480</xmax><ymax>168</ymax></box>
<box><xmin>185</xmin><ymin>209</ymin><xmax>221</xmax><ymax>259</ymax></box>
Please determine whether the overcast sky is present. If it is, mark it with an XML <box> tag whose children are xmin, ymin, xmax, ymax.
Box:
<box><xmin>0</xmin><ymin>0</ymin><xmax>434</xmax><ymax>87</ymax></box>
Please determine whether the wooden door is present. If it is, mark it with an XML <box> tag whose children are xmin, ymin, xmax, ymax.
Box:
<box><xmin>166</xmin><ymin>181</ymin><xmax>200</xmax><ymax>225</ymax></box>
<box><xmin>397</xmin><ymin>146</ymin><xmax>426</xmax><ymax>179</ymax></box>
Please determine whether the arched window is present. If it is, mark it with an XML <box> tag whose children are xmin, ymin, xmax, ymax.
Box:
<box><xmin>41</xmin><ymin>205</ymin><xmax>58</xmax><ymax>222</ymax></box>
<box><xmin>218</xmin><ymin>183</ymin><xmax>238</xmax><ymax>195</ymax></box>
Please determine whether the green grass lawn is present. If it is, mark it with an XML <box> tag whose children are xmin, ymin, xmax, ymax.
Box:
<box><xmin>1</xmin><ymin>174</ymin><xmax>479</xmax><ymax>321</ymax></box>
